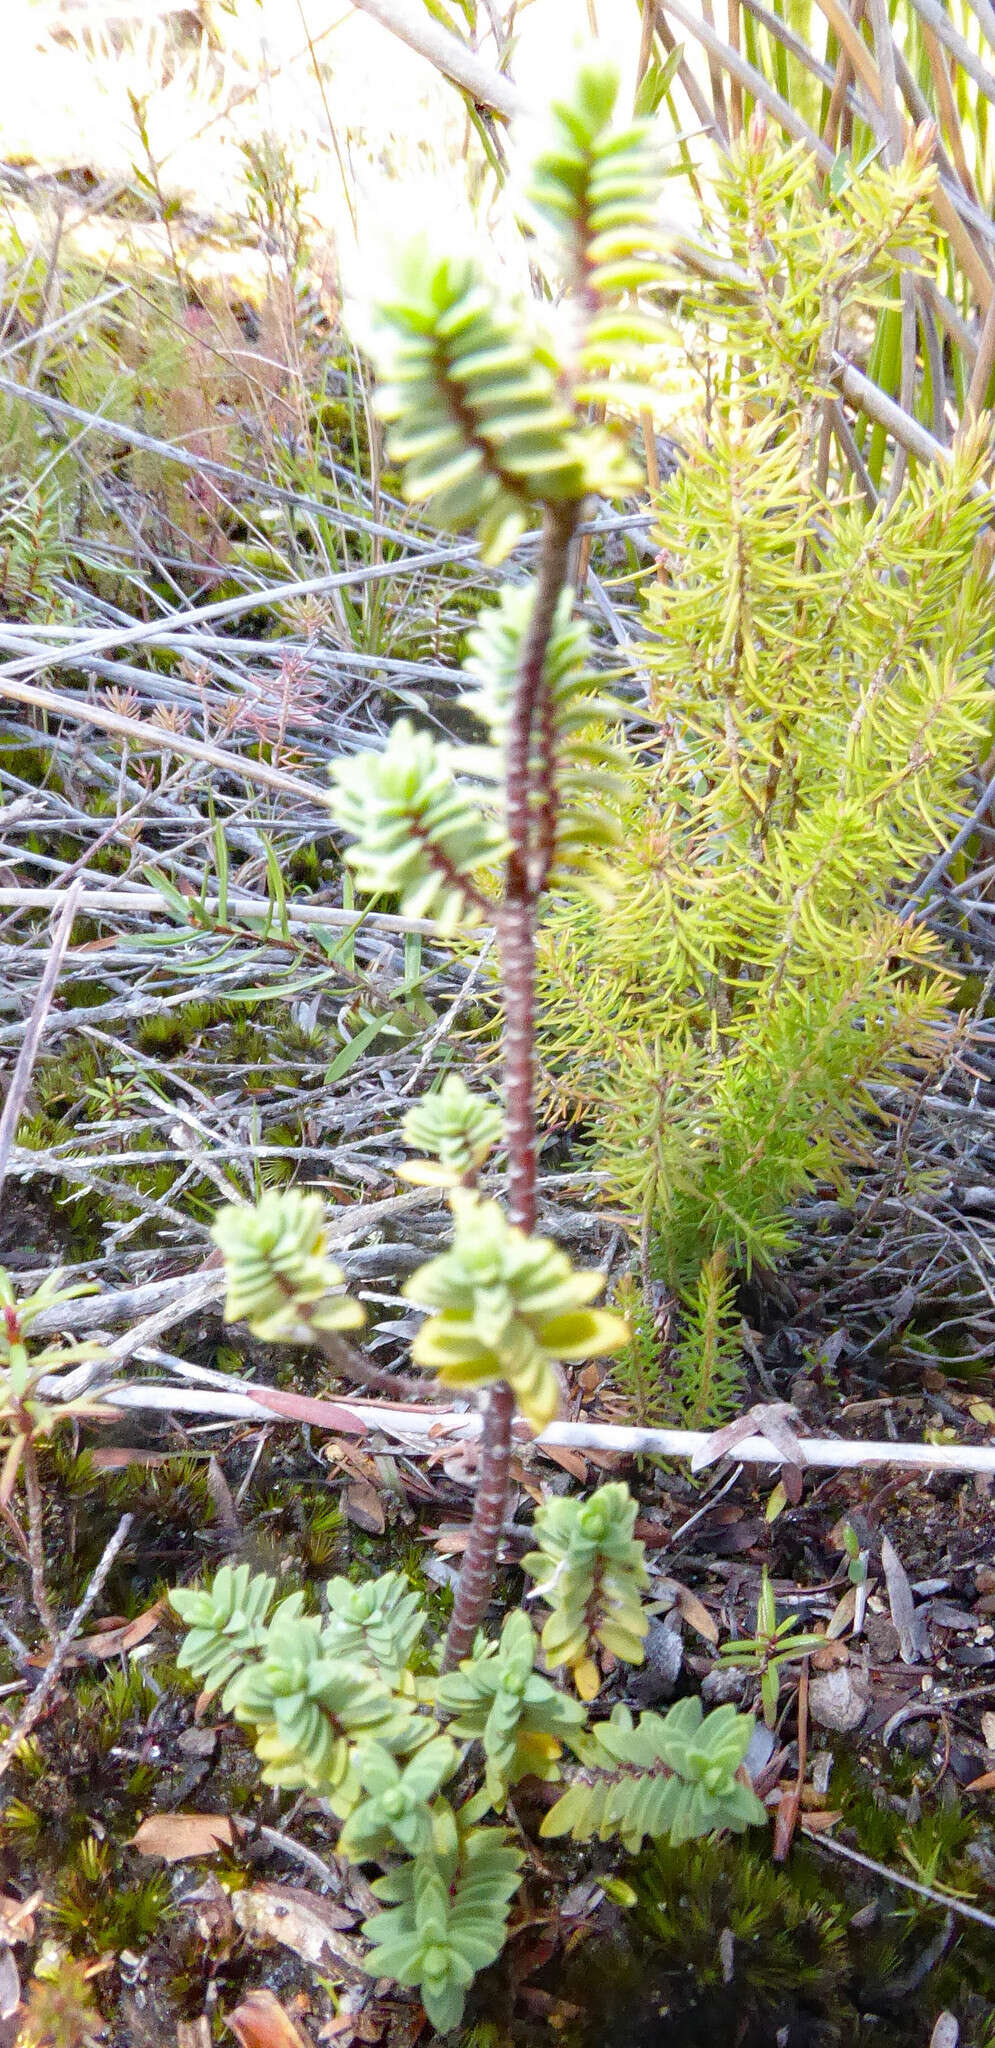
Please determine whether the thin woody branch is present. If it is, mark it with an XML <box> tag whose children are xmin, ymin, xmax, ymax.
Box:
<box><xmin>442</xmin><ymin>504</ymin><xmax>580</xmax><ymax>1670</ymax></box>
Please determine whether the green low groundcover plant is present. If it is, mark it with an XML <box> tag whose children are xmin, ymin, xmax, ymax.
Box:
<box><xmin>173</xmin><ymin>1485</ymin><xmax>764</xmax><ymax>2033</ymax></box>
<box><xmin>170</xmin><ymin>58</ymin><xmax>768</xmax><ymax>2032</ymax></box>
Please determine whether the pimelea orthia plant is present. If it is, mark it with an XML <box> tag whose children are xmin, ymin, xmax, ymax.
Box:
<box><xmin>171</xmin><ymin>59</ymin><xmax>768</xmax><ymax>2035</ymax></box>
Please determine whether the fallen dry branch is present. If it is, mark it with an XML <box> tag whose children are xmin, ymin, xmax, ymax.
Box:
<box><xmin>78</xmin><ymin>1377</ymin><xmax>995</xmax><ymax>1478</ymax></box>
<box><xmin>0</xmin><ymin>1513</ymin><xmax>133</xmax><ymax>1783</ymax></box>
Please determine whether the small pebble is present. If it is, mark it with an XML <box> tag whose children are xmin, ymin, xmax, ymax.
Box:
<box><xmin>701</xmin><ymin>1664</ymin><xmax>749</xmax><ymax>1705</ymax></box>
<box><xmin>628</xmin><ymin>1619</ymin><xmax>683</xmax><ymax>1705</ymax></box>
<box><xmin>808</xmin><ymin>1664</ymin><xmax>871</xmax><ymax>1733</ymax></box>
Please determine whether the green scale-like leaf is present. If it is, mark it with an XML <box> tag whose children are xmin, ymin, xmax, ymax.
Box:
<box><xmin>368</xmin><ymin>240</ymin><xmax>591</xmax><ymax>563</ymax></box>
<box><xmin>522</xmin><ymin>1482</ymin><xmax>649</xmax><ymax>1688</ymax></box>
<box><xmin>328</xmin><ymin>717</ymin><xmax>505</xmax><ymax>929</ymax></box>
<box><xmin>171</xmin><ymin>1563</ymin><xmax>283</xmax><ymax>1698</ymax></box>
<box><xmin>403</xmin><ymin>1189</ymin><xmax>629</xmax><ymax>1431</ymax></box>
<box><xmin>542</xmin><ymin>1697</ymin><xmax>767</xmax><ymax>1850</ymax></box>
<box><xmin>434</xmin><ymin>1609</ymin><xmax>586</xmax><ymax>1802</ymax></box>
<box><xmin>520</xmin><ymin>56</ymin><xmax>672</xmax><ymax>387</ymax></box>
<box><xmin>401</xmin><ymin>1075</ymin><xmax>503</xmax><ymax>1185</ymax></box>
<box><xmin>340</xmin><ymin>1737</ymin><xmax>459</xmax><ymax>1859</ymax></box>
<box><xmin>211</xmin><ymin>1190</ymin><xmax>364</xmax><ymax>1342</ymax></box>
<box><xmin>323</xmin><ymin>1571</ymin><xmax>425</xmax><ymax>1682</ymax></box>
<box><xmin>224</xmin><ymin>1619</ymin><xmax>418</xmax><ymax>1803</ymax></box>
<box><xmin>362</xmin><ymin>1813</ymin><xmax>523</xmax><ymax>2034</ymax></box>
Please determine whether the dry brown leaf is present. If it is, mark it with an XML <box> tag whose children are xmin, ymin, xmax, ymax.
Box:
<box><xmin>798</xmin><ymin>1809</ymin><xmax>844</xmax><ymax>1835</ymax></box>
<box><xmin>672</xmin><ymin>1583</ymin><xmax>719</xmax><ymax>1645</ymax></box>
<box><xmin>231</xmin><ymin>1386</ymin><xmax>368</xmax><ymax>1434</ymax></box>
<box><xmin>965</xmin><ymin>1769</ymin><xmax>995</xmax><ymax>1793</ymax></box>
<box><xmin>231</xmin><ymin>1886</ymin><xmax>365</xmax><ymax>1978</ymax></box>
<box><xmin>207</xmin><ymin>1455</ymin><xmax>242</xmax><ymax>1539</ymax></box>
<box><xmin>318</xmin><ymin>2007</ymin><xmax>403</xmax><ymax>2046</ymax></box>
<box><xmin>691</xmin><ymin>1402</ymin><xmax>805</xmax><ymax>1473</ymax></box>
<box><xmin>0</xmin><ymin>1891</ymin><xmax>41</xmax><ymax>1944</ymax></box>
<box><xmin>70</xmin><ymin>1598</ymin><xmax>167</xmax><ymax>1663</ymax></box>
<box><xmin>130</xmin><ymin>1812</ymin><xmax>235</xmax><ymax>1862</ymax></box>
<box><xmin>317</xmin><ymin>2017</ymin><xmax>387</xmax><ymax>2045</ymax></box>
<box><xmin>825</xmin><ymin>1586</ymin><xmax>857</xmax><ymax>1640</ymax></box>
<box><xmin>225</xmin><ymin>1989</ymin><xmax>314</xmax><ymax>2048</ymax></box>
<box><xmin>772</xmin><ymin>1788</ymin><xmax>801</xmax><ymax>1863</ymax></box>
<box><xmin>89</xmin><ymin>1449</ymin><xmax>181</xmax><ymax>1471</ymax></box>
<box><xmin>343</xmin><ymin>1480</ymin><xmax>386</xmax><ymax>1535</ymax></box>
<box><xmin>810</xmin><ymin>1640</ymin><xmax>850</xmax><ymax>1670</ymax></box>
<box><xmin>881</xmin><ymin>1535</ymin><xmax>930</xmax><ymax>1665</ymax></box>
<box><xmin>0</xmin><ymin>1948</ymin><xmax>17</xmax><ymax>2020</ymax></box>
<box><xmin>540</xmin><ymin>1445</ymin><xmax>589</xmax><ymax>1482</ymax></box>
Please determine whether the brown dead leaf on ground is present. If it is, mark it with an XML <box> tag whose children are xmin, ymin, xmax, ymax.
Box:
<box><xmin>318</xmin><ymin>2004</ymin><xmax>418</xmax><ymax>2045</ymax></box>
<box><xmin>226</xmin><ymin>1989</ymin><xmax>315</xmax><ymax>2048</ymax></box>
<box><xmin>772</xmin><ymin>1788</ymin><xmax>801</xmax><ymax>1863</ymax></box>
<box><xmin>130</xmin><ymin>1812</ymin><xmax>235</xmax><ymax>1862</ymax></box>
<box><xmin>89</xmin><ymin>1448</ymin><xmax>187</xmax><ymax>1471</ymax></box>
<box><xmin>68</xmin><ymin>1599</ymin><xmax>167</xmax><ymax>1663</ymax></box>
<box><xmin>231</xmin><ymin>1885</ymin><xmax>365</xmax><ymax>1979</ymax></box>
<box><xmin>965</xmin><ymin>1768</ymin><xmax>995</xmax><ymax>1792</ymax></box>
<box><xmin>810</xmin><ymin>1640</ymin><xmax>850</xmax><ymax>1670</ymax></box>
<box><xmin>343</xmin><ymin>1480</ymin><xmax>385</xmax><ymax>1535</ymax></box>
<box><xmin>0</xmin><ymin>1891</ymin><xmax>41</xmax><ymax>1944</ymax></box>
<box><xmin>799</xmin><ymin>1809</ymin><xmax>844</xmax><ymax>1835</ymax></box>
<box><xmin>671</xmin><ymin>1583</ymin><xmax>719</xmax><ymax>1645</ymax></box>
<box><xmin>540</xmin><ymin>1444</ymin><xmax>589</xmax><ymax>1482</ymax></box>
<box><xmin>691</xmin><ymin>1402</ymin><xmax>806</xmax><ymax>1472</ymax></box>
<box><xmin>881</xmin><ymin>1535</ymin><xmax>931</xmax><ymax>1666</ymax></box>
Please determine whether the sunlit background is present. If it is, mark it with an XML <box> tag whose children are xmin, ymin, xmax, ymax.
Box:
<box><xmin>5</xmin><ymin>3</ymin><xmax>644</xmax><ymax>298</ymax></box>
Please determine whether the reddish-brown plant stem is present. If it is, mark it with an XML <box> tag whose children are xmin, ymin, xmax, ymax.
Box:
<box><xmin>442</xmin><ymin>504</ymin><xmax>579</xmax><ymax>1670</ymax></box>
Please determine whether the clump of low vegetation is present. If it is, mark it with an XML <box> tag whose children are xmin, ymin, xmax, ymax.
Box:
<box><xmin>5</xmin><ymin>2</ymin><xmax>995</xmax><ymax>2043</ymax></box>
<box><xmin>538</xmin><ymin>118</ymin><xmax>995</xmax><ymax>1423</ymax></box>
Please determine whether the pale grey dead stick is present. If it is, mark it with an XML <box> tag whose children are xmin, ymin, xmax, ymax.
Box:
<box><xmin>0</xmin><ymin>886</ymin><xmax>468</xmax><ymax>941</ymax></box>
<box><xmin>0</xmin><ymin>373</ymin><xmax>442</xmax><ymax>555</ymax></box>
<box><xmin>89</xmin><ymin>1388</ymin><xmax>995</xmax><ymax>1476</ymax></box>
<box><xmin>906</xmin><ymin>0</ymin><xmax>995</xmax><ymax>107</ymax></box>
<box><xmin>0</xmin><ymin>541</ymin><xmax>473</xmax><ymax>683</ymax></box>
<box><xmin>347</xmin><ymin>0</ymin><xmax>526</xmax><ymax>120</ymax></box>
<box><xmin>900</xmin><ymin>762</ymin><xmax>995</xmax><ymax>918</ymax></box>
<box><xmin>964</xmin><ymin>0</ymin><xmax>995</xmax><ymax>54</ymax></box>
<box><xmin>0</xmin><ymin>880</ymin><xmax>83</xmax><ymax>1197</ymax></box>
<box><xmin>808</xmin><ymin>1831</ymin><xmax>995</xmax><ymax>1936</ymax></box>
<box><xmin>0</xmin><ymin>1514</ymin><xmax>133</xmax><ymax>1782</ymax></box>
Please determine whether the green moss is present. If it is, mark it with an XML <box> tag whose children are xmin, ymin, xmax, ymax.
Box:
<box><xmin>55</xmin><ymin>1834</ymin><xmax>174</xmax><ymax>1951</ymax></box>
<box><xmin>635</xmin><ymin>1834</ymin><xmax>850</xmax><ymax>2004</ymax></box>
<box><xmin>135</xmin><ymin>999</ymin><xmax>223</xmax><ymax>1054</ymax></box>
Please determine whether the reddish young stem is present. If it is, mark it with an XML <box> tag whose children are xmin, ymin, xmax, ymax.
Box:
<box><xmin>442</xmin><ymin>505</ymin><xmax>578</xmax><ymax>1670</ymax></box>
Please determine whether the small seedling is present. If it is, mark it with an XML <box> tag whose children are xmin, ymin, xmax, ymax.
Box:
<box><xmin>718</xmin><ymin>1571</ymin><xmax>825</xmax><ymax>1728</ymax></box>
